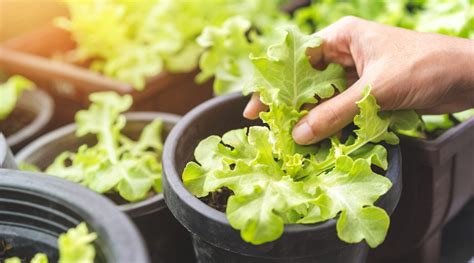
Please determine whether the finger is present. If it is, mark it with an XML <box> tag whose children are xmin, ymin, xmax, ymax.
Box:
<box><xmin>306</xmin><ymin>16</ymin><xmax>359</xmax><ymax>70</ymax></box>
<box><xmin>243</xmin><ymin>93</ymin><xmax>268</xmax><ymax>120</ymax></box>
<box><xmin>292</xmin><ymin>79</ymin><xmax>366</xmax><ymax>145</ymax></box>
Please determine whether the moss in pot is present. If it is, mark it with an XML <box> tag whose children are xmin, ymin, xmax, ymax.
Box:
<box><xmin>0</xmin><ymin>169</ymin><xmax>148</xmax><ymax>263</ymax></box>
<box><xmin>0</xmin><ymin>75</ymin><xmax>53</xmax><ymax>152</ymax></box>
<box><xmin>16</xmin><ymin>92</ymin><xmax>194</xmax><ymax>263</ymax></box>
<box><xmin>162</xmin><ymin>27</ymin><xmax>418</xmax><ymax>262</ymax></box>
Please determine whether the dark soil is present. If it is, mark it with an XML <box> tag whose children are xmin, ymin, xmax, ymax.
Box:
<box><xmin>105</xmin><ymin>191</ymin><xmax>157</xmax><ymax>206</ymax></box>
<box><xmin>0</xmin><ymin>107</ymin><xmax>36</xmax><ymax>137</ymax></box>
<box><xmin>200</xmin><ymin>187</ymin><xmax>234</xmax><ymax>213</ymax></box>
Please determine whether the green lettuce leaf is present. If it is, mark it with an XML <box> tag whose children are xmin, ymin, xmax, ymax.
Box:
<box><xmin>453</xmin><ymin>108</ymin><xmax>474</xmax><ymax>122</ymax></box>
<box><xmin>0</xmin><ymin>75</ymin><xmax>35</xmax><ymax>120</ymax></box>
<box><xmin>58</xmin><ymin>0</ymin><xmax>287</xmax><ymax>89</ymax></box>
<box><xmin>43</xmin><ymin>92</ymin><xmax>164</xmax><ymax>202</ymax></box>
<box><xmin>184</xmin><ymin>27</ymin><xmax>409</xmax><ymax>247</ymax></box>
<box><xmin>4</xmin><ymin>223</ymin><xmax>96</xmax><ymax>263</ymax></box>
<box><xmin>422</xmin><ymin>114</ymin><xmax>455</xmax><ymax>132</ymax></box>
<box><xmin>196</xmin><ymin>16</ymin><xmax>259</xmax><ymax>95</ymax></box>
<box><xmin>58</xmin><ymin>223</ymin><xmax>97</xmax><ymax>263</ymax></box>
<box><xmin>414</xmin><ymin>0</ymin><xmax>474</xmax><ymax>38</ymax></box>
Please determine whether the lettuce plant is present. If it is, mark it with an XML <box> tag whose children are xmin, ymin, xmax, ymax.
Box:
<box><xmin>200</xmin><ymin>1</ymin><xmax>473</xmax><ymax>136</ymax></box>
<box><xmin>5</xmin><ymin>223</ymin><xmax>96</xmax><ymax>263</ymax></box>
<box><xmin>0</xmin><ymin>75</ymin><xmax>35</xmax><ymax>120</ymax></box>
<box><xmin>183</xmin><ymin>26</ymin><xmax>418</xmax><ymax>246</ymax></box>
<box><xmin>292</xmin><ymin>0</ymin><xmax>474</xmax><ymax>136</ymax></box>
<box><xmin>56</xmin><ymin>0</ymin><xmax>286</xmax><ymax>89</ymax></box>
<box><xmin>44</xmin><ymin>92</ymin><xmax>164</xmax><ymax>202</ymax></box>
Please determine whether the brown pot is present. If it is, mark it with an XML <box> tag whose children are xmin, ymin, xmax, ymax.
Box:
<box><xmin>368</xmin><ymin>117</ymin><xmax>474</xmax><ymax>263</ymax></box>
<box><xmin>0</xmin><ymin>25</ymin><xmax>213</xmax><ymax>129</ymax></box>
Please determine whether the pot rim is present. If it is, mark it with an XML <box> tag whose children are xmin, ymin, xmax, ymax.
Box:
<box><xmin>163</xmin><ymin>92</ymin><xmax>401</xmax><ymax>237</ymax></box>
<box><xmin>15</xmin><ymin>111</ymin><xmax>181</xmax><ymax>217</ymax></box>
<box><xmin>5</xmin><ymin>89</ymin><xmax>54</xmax><ymax>148</ymax></box>
<box><xmin>0</xmin><ymin>169</ymin><xmax>149</xmax><ymax>263</ymax></box>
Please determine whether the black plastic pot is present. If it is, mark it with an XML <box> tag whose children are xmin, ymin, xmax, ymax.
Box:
<box><xmin>0</xmin><ymin>169</ymin><xmax>148</xmax><ymax>262</ymax></box>
<box><xmin>0</xmin><ymin>134</ymin><xmax>16</xmax><ymax>169</ymax></box>
<box><xmin>162</xmin><ymin>93</ymin><xmax>402</xmax><ymax>263</ymax></box>
<box><xmin>1</xmin><ymin>89</ymin><xmax>54</xmax><ymax>153</ymax></box>
<box><xmin>368</xmin><ymin>117</ymin><xmax>474</xmax><ymax>263</ymax></box>
<box><xmin>16</xmin><ymin>112</ymin><xmax>195</xmax><ymax>263</ymax></box>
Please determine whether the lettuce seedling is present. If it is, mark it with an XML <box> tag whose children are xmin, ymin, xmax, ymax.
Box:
<box><xmin>56</xmin><ymin>0</ymin><xmax>287</xmax><ymax>90</ymax></box>
<box><xmin>45</xmin><ymin>92</ymin><xmax>164</xmax><ymax>202</ymax></box>
<box><xmin>5</xmin><ymin>223</ymin><xmax>96</xmax><ymax>263</ymax></box>
<box><xmin>0</xmin><ymin>75</ymin><xmax>35</xmax><ymax>120</ymax></box>
<box><xmin>184</xmin><ymin>26</ymin><xmax>418</xmax><ymax>247</ymax></box>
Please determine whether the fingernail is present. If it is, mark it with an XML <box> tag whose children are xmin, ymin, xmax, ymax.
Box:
<box><xmin>243</xmin><ymin>103</ymin><xmax>255</xmax><ymax>119</ymax></box>
<box><xmin>292</xmin><ymin>122</ymin><xmax>315</xmax><ymax>144</ymax></box>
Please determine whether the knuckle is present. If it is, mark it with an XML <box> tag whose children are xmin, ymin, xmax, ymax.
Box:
<box><xmin>338</xmin><ymin>16</ymin><xmax>360</xmax><ymax>27</ymax></box>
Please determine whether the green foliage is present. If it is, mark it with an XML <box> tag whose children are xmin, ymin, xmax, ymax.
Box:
<box><xmin>292</xmin><ymin>0</ymin><xmax>474</xmax><ymax>137</ymax></box>
<box><xmin>4</xmin><ymin>223</ymin><xmax>96</xmax><ymax>263</ymax></box>
<box><xmin>184</xmin><ymin>27</ymin><xmax>415</xmax><ymax>247</ymax></box>
<box><xmin>58</xmin><ymin>0</ymin><xmax>286</xmax><ymax>90</ymax></box>
<box><xmin>58</xmin><ymin>223</ymin><xmax>97</xmax><ymax>263</ymax></box>
<box><xmin>45</xmin><ymin>92</ymin><xmax>164</xmax><ymax>202</ymax></box>
<box><xmin>0</xmin><ymin>75</ymin><xmax>35</xmax><ymax>120</ymax></box>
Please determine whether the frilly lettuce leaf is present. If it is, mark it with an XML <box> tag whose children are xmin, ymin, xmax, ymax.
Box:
<box><xmin>184</xmin><ymin>27</ymin><xmax>410</xmax><ymax>247</ymax></box>
<box><xmin>58</xmin><ymin>223</ymin><xmax>97</xmax><ymax>263</ymax></box>
<box><xmin>196</xmin><ymin>16</ymin><xmax>258</xmax><ymax>95</ymax></box>
<box><xmin>414</xmin><ymin>0</ymin><xmax>474</xmax><ymax>38</ymax></box>
<box><xmin>4</xmin><ymin>223</ymin><xmax>96</xmax><ymax>263</ymax></box>
<box><xmin>58</xmin><ymin>0</ymin><xmax>287</xmax><ymax>89</ymax></box>
<box><xmin>0</xmin><ymin>75</ymin><xmax>35</xmax><ymax>120</ymax></box>
<box><xmin>453</xmin><ymin>109</ymin><xmax>474</xmax><ymax>122</ymax></box>
<box><xmin>292</xmin><ymin>0</ymin><xmax>472</xmax><ymax>138</ymax></box>
<box><xmin>422</xmin><ymin>114</ymin><xmax>455</xmax><ymax>132</ymax></box>
<box><xmin>44</xmin><ymin>92</ymin><xmax>163</xmax><ymax>202</ymax></box>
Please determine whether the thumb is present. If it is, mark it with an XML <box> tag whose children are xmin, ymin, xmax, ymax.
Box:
<box><xmin>292</xmin><ymin>79</ymin><xmax>366</xmax><ymax>145</ymax></box>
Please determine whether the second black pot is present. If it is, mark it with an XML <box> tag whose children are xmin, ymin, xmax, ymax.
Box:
<box><xmin>0</xmin><ymin>169</ymin><xmax>148</xmax><ymax>262</ymax></box>
<box><xmin>3</xmin><ymin>89</ymin><xmax>54</xmax><ymax>153</ymax></box>
<box><xmin>16</xmin><ymin>112</ymin><xmax>195</xmax><ymax>263</ymax></box>
<box><xmin>162</xmin><ymin>93</ymin><xmax>403</xmax><ymax>263</ymax></box>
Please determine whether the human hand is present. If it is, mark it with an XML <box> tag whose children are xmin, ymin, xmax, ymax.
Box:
<box><xmin>243</xmin><ymin>16</ymin><xmax>474</xmax><ymax>145</ymax></box>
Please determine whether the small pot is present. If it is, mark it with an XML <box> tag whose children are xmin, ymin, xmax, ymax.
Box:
<box><xmin>0</xmin><ymin>169</ymin><xmax>148</xmax><ymax>262</ymax></box>
<box><xmin>368</xmin><ymin>117</ymin><xmax>474</xmax><ymax>263</ymax></box>
<box><xmin>16</xmin><ymin>112</ymin><xmax>195</xmax><ymax>263</ymax></box>
<box><xmin>1</xmin><ymin>89</ymin><xmax>53</xmax><ymax>153</ymax></box>
<box><xmin>162</xmin><ymin>93</ymin><xmax>402</xmax><ymax>263</ymax></box>
<box><xmin>0</xmin><ymin>134</ymin><xmax>16</xmax><ymax>169</ymax></box>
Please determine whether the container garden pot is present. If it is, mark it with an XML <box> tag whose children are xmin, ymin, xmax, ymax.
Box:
<box><xmin>162</xmin><ymin>93</ymin><xmax>403</xmax><ymax>263</ymax></box>
<box><xmin>368</xmin><ymin>117</ymin><xmax>474</xmax><ymax>263</ymax></box>
<box><xmin>0</xmin><ymin>25</ymin><xmax>214</xmax><ymax>129</ymax></box>
<box><xmin>0</xmin><ymin>169</ymin><xmax>148</xmax><ymax>262</ymax></box>
<box><xmin>0</xmin><ymin>134</ymin><xmax>16</xmax><ymax>169</ymax></box>
<box><xmin>15</xmin><ymin>112</ymin><xmax>195</xmax><ymax>263</ymax></box>
<box><xmin>0</xmin><ymin>89</ymin><xmax>53</xmax><ymax>153</ymax></box>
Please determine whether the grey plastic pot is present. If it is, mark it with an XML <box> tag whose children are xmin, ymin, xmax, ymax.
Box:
<box><xmin>0</xmin><ymin>169</ymin><xmax>148</xmax><ymax>262</ymax></box>
<box><xmin>3</xmin><ymin>89</ymin><xmax>54</xmax><ymax>153</ymax></box>
<box><xmin>368</xmin><ymin>117</ymin><xmax>474</xmax><ymax>263</ymax></box>
<box><xmin>0</xmin><ymin>134</ymin><xmax>16</xmax><ymax>169</ymax></box>
<box><xmin>162</xmin><ymin>93</ymin><xmax>403</xmax><ymax>263</ymax></box>
<box><xmin>15</xmin><ymin>112</ymin><xmax>195</xmax><ymax>263</ymax></box>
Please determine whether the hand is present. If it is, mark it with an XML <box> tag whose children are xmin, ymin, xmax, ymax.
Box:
<box><xmin>243</xmin><ymin>16</ymin><xmax>474</xmax><ymax>145</ymax></box>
